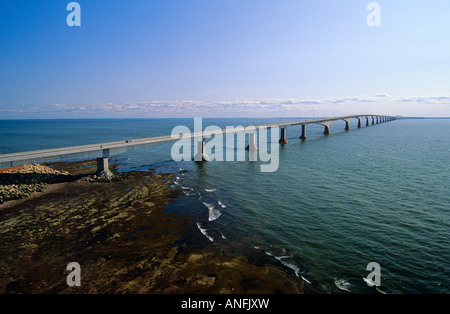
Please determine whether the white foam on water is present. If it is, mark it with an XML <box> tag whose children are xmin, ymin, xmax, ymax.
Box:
<box><xmin>264</xmin><ymin>250</ymin><xmax>275</xmax><ymax>257</ymax></box>
<box><xmin>183</xmin><ymin>190</ymin><xmax>197</xmax><ymax>196</ymax></box>
<box><xmin>301</xmin><ymin>275</ymin><xmax>312</xmax><ymax>284</ymax></box>
<box><xmin>264</xmin><ymin>246</ymin><xmax>287</xmax><ymax>257</ymax></box>
<box><xmin>218</xmin><ymin>201</ymin><xmax>227</xmax><ymax>208</ymax></box>
<box><xmin>205</xmin><ymin>189</ymin><xmax>216</xmax><ymax>192</ymax></box>
<box><xmin>180</xmin><ymin>186</ymin><xmax>198</xmax><ymax>196</ymax></box>
<box><xmin>275</xmin><ymin>256</ymin><xmax>301</xmax><ymax>277</ymax></box>
<box><xmin>196</xmin><ymin>222</ymin><xmax>214</xmax><ymax>242</ymax></box>
<box><xmin>335</xmin><ymin>278</ymin><xmax>352</xmax><ymax>293</ymax></box>
<box><xmin>376</xmin><ymin>286</ymin><xmax>388</xmax><ymax>294</ymax></box>
<box><xmin>203</xmin><ymin>202</ymin><xmax>221</xmax><ymax>221</ymax></box>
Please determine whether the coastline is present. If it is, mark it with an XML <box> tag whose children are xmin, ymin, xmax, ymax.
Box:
<box><xmin>0</xmin><ymin>160</ymin><xmax>304</xmax><ymax>294</ymax></box>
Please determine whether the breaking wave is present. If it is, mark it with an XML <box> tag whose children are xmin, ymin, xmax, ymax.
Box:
<box><xmin>196</xmin><ymin>222</ymin><xmax>214</xmax><ymax>242</ymax></box>
<box><xmin>203</xmin><ymin>202</ymin><xmax>221</xmax><ymax>221</ymax></box>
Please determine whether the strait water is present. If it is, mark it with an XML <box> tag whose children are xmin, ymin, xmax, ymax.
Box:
<box><xmin>1</xmin><ymin>118</ymin><xmax>449</xmax><ymax>294</ymax></box>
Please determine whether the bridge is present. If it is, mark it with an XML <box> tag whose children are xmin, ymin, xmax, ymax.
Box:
<box><xmin>0</xmin><ymin>114</ymin><xmax>395</xmax><ymax>177</ymax></box>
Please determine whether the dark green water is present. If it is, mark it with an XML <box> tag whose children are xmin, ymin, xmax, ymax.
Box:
<box><xmin>1</xmin><ymin>118</ymin><xmax>449</xmax><ymax>293</ymax></box>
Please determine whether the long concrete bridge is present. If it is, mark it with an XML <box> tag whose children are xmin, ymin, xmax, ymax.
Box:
<box><xmin>0</xmin><ymin>114</ymin><xmax>395</xmax><ymax>176</ymax></box>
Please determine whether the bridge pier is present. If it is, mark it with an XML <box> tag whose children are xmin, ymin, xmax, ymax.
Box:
<box><xmin>299</xmin><ymin>124</ymin><xmax>308</xmax><ymax>140</ymax></box>
<box><xmin>194</xmin><ymin>140</ymin><xmax>210</xmax><ymax>162</ymax></box>
<box><xmin>366</xmin><ymin>117</ymin><xmax>370</xmax><ymax>126</ymax></box>
<box><xmin>96</xmin><ymin>157</ymin><xmax>113</xmax><ymax>178</ymax></box>
<box><xmin>323</xmin><ymin>125</ymin><xmax>331</xmax><ymax>135</ymax></box>
<box><xmin>246</xmin><ymin>132</ymin><xmax>259</xmax><ymax>151</ymax></box>
<box><xmin>357</xmin><ymin>118</ymin><xmax>362</xmax><ymax>128</ymax></box>
<box><xmin>372</xmin><ymin>117</ymin><xmax>375</xmax><ymax>125</ymax></box>
<box><xmin>344</xmin><ymin>121</ymin><xmax>350</xmax><ymax>131</ymax></box>
<box><xmin>279</xmin><ymin>127</ymin><xmax>288</xmax><ymax>144</ymax></box>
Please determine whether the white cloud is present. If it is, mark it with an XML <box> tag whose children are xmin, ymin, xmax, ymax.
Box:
<box><xmin>40</xmin><ymin>96</ymin><xmax>387</xmax><ymax>116</ymax></box>
<box><xmin>3</xmin><ymin>93</ymin><xmax>449</xmax><ymax>118</ymax></box>
<box><xmin>396</xmin><ymin>95</ymin><xmax>450</xmax><ymax>105</ymax></box>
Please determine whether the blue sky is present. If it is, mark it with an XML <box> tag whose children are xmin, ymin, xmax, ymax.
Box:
<box><xmin>1</xmin><ymin>0</ymin><xmax>450</xmax><ymax>118</ymax></box>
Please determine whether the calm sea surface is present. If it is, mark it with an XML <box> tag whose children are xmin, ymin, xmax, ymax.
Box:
<box><xmin>1</xmin><ymin>118</ymin><xmax>449</xmax><ymax>293</ymax></box>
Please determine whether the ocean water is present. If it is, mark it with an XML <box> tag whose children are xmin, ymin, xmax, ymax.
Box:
<box><xmin>1</xmin><ymin>117</ymin><xmax>449</xmax><ymax>294</ymax></box>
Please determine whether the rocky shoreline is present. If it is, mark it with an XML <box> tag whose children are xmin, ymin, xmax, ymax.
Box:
<box><xmin>0</xmin><ymin>164</ymin><xmax>72</xmax><ymax>204</ymax></box>
<box><xmin>0</xmin><ymin>160</ymin><xmax>304</xmax><ymax>294</ymax></box>
<box><xmin>0</xmin><ymin>163</ymin><xmax>129</xmax><ymax>204</ymax></box>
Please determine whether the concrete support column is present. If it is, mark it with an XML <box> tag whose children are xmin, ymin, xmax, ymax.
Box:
<box><xmin>372</xmin><ymin>117</ymin><xmax>375</xmax><ymax>125</ymax></box>
<box><xmin>357</xmin><ymin>118</ymin><xmax>362</xmax><ymax>128</ymax></box>
<box><xmin>376</xmin><ymin>117</ymin><xmax>379</xmax><ymax>124</ymax></box>
<box><xmin>323</xmin><ymin>125</ymin><xmax>331</xmax><ymax>135</ymax></box>
<box><xmin>299</xmin><ymin>124</ymin><xmax>308</xmax><ymax>140</ymax></box>
<box><xmin>345</xmin><ymin>121</ymin><xmax>350</xmax><ymax>131</ymax></box>
<box><xmin>194</xmin><ymin>140</ymin><xmax>210</xmax><ymax>162</ymax></box>
<box><xmin>246</xmin><ymin>132</ymin><xmax>259</xmax><ymax>151</ymax></box>
<box><xmin>96</xmin><ymin>157</ymin><xmax>113</xmax><ymax>178</ymax></box>
<box><xmin>366</xmin><ymin>117</ymin><xmax>370</xmax><ymax>126</ymax></box>
<box><xmin>279</xmin><ymin>127</ymin><xmax>288</xmax><ymax>144</ymax></box>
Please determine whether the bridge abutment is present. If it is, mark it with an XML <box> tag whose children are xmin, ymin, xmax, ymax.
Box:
<box><xmin>96</xmin><ymin>157</ymin><xmax>113</xmax><ymax>178</ymax></box>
